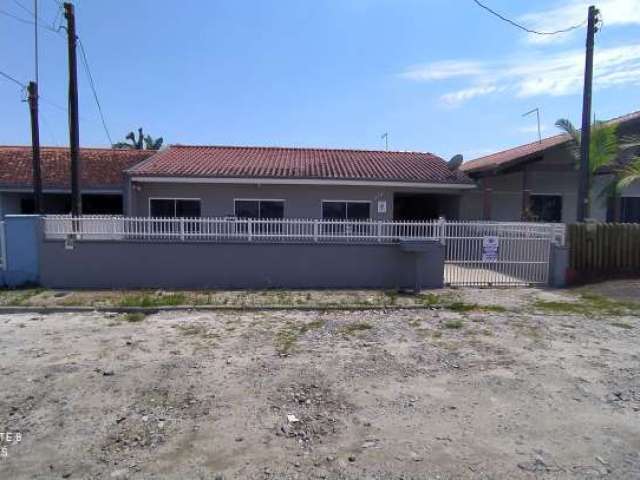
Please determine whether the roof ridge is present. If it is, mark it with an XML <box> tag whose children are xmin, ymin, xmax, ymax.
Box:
<box><xmin>0</xmin><ymin>145</ymin><xmax>151</xmax><ymax>152</ymax></box>
<box><xmin>169</xmin><ymin>144</ymin><xmax>436</xmax><ymax>156</ymax></box>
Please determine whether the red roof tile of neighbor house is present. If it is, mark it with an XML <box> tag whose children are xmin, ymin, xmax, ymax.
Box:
<box><xmin>460</xmin><ymin>134</ymin><xmax>572</xmax><ymax>175</ymax></box>
<box><xmin>461</xmin><ymin>109</ymin><xmax>640</xmax><ymax>175</ymax></box>
<box><xmin>127</xmin><ymin>145</ymin><xmax>473</xmax><ymax>185</ymax></box>
<box><xmin>0</xmin><ymin>146</ymin><xmax>154</xmax><ymax>190</ymax></box>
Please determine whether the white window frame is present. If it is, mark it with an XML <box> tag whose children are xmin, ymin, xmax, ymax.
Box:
<box><xmin>148</xmin><ymin>197</ymin><xmax>202</xmax><ymax>217</ymax></box>
<box><xmin>233</xmin><ymin>198</ymin><xmax>286</xmax><ymax>218</ymax></box>
<box><xmin>320</xmin><ymin>200</ymin><xmax>372</xmax><ymax>220</ymax></box>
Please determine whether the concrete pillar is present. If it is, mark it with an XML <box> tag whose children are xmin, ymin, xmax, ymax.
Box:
<box><xmin>1</xmin><ymin>215</ymin><xmax>42</xmax><ymax>287</ymax></box>
<box><xmin>548</xmin><ymin>244</ymin><xmax>569</xmax><ymax>288</ymax></box>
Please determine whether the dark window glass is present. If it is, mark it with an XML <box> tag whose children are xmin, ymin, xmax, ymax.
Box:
<box><xmin>347</xmin><ymin>202</ymin><xmax>370</xmax><ymax>220</ymax></box>
<box><xmin>20</xmin><ymin>197</ymin><xmax>35</xmax><ymax>214</ymax></box>
<box><xmin>621</xmin><ymin>197</ymin><xmax>640</xmax><ymax>223</ymax></box>
<box><xmin>322</xmin><ymin>202</ymin><xmax>370</xmax><ymax>220</ymax></box>
<box><xmin>82</xmin><ymin>194</ymin><xmax>123</xmax><ymax>215</ymax></box>
<box><xmin>235</xmin><ymin>200</ymin><xmax>284</xmax><ymax>219</ymax></box>
<box><xmin>235</xmin><ymin>201</ymin><xmax>259</xmax><ymax>218</ymax></box>
<box><xmin>260</xmin><ymin>201</ymin><xmax>284</xmax><ymax>219</ymax></box>
<box><xmin>530</xmin><ymin>195</ymin><xmax>562</xmax><ymax>222</ymax></box>
<box><xmin>176</xmin><ymin>200</ymin><xmax>201</xmax><ymax>218</ymax></box>
<box><xmin>150</xmin><ymin>199</ymin><xmax>175</xmax><ymax>217</ymax></box>
<box><xmin>322</xmin><ymin>202</ymin><xmax>347</xmax><ymax>220</ymax></box>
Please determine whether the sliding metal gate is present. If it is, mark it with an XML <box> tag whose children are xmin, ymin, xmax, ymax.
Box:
<box><xmin>443</xmin><ymin>222</ymin><xmax>565</xmax><ymax>287</ymax></box>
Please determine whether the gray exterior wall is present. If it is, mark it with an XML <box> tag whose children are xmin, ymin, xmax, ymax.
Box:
<box><xmin>460</xmin><ymin>145</ymin><xmax>579</xmax><ymax>223</ymax></box>
<box><xmin>39</xmin><ymin>239</ymin><xmax>445</xmax><ymax>290</ymax></box>
<box><xmin>591</xmin><ymin>174</ymin><xmax>640</xmax><ymax>221</ymax></box>
<box><xmin>128</xmin><ymin>182</ymin><xmax>467</xmax><ymax>220</ymax></box>
<box><xmin>459</xmin><ymin>143</ymin><xmax>640</xmax><ymax>223</ymax></box>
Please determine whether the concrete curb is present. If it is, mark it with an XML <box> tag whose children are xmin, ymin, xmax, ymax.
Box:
<box><xmin>0</xmin><ymin>304</ymin><xmax>443</xmax><ymax>315</ymax></box>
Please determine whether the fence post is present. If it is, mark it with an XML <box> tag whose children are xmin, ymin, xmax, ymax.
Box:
<box><xmin>0</xmin><ymin>221</ymin><xmax>6</xmax><ymax>271</ymax></box>
<box><xmin>248</xmin><ymin>218</ymin><xmax>253</xmax><ymax>242</ymax></box>
<box><xmin>377</xmin><ymin>221</ymin><xmax>382</xmax><ymax>242</ymax></box>
<box><xmin>438</xmin><ymin>217</ymin><xmax>446</xmax><ymax>246</ymax></box>
<box><xmin>180</xmin><ymin>217</ymin><xmax>185</xmax><ymax>241</ymax></box>
<box><xmin>313</xmin><ymin>219</ymin><xmax>319</xmax><ymax>242</ymax></box>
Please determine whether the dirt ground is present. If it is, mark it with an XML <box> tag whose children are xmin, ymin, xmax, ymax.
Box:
<box><xmin>0</xmin><ymin>286</ymin><xmax>639</xmax><ymax>479</ymax></box>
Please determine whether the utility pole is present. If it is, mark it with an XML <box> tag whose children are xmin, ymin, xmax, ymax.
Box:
<box><xmin>577</xmin><ymin>5</ymin><xmax>599</xmax><ymax>222</ymax></box>
<box><xmin>27</xmin><ymin>82</ymin><xmax>42</xmax><ymax>214</ymax></box>
<box><xmin>64</xmin><ymin>2</ymin><xmax>81</xmax><ymax>216</ymax></box>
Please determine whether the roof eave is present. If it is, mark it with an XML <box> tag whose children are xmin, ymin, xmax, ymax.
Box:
<box><xmin>129</xmin><ymin>175</ymin><xmax>476</xmax><ymax>189</ymax></box>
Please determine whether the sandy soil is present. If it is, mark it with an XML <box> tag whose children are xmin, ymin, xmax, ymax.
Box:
<box><xmin>0</xmin><ymin>288</ymin><xmax>638</xmax><ymax>479</ymax></box>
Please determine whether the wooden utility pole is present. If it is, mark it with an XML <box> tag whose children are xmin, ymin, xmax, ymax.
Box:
<box><xmin>577</xmin><ymin>5</ymin><xmax>599</xmax><ymax>222</ymax></box>
<box><xmin>64</xmin><ymin>2</ymin><xmax>81</xmax><ymax>216</ymax></box>
<box><xmin>27</xmin><ymin>81</ymin><xmax>42</xmax><ymax>214</ymax></box>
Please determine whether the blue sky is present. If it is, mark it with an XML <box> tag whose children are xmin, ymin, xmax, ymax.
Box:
<box><xmin>1</xmin><ymin>0</ymin><xmax>639</xmax><ymax>161</ymax></box>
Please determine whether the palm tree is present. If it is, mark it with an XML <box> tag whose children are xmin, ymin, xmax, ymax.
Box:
<box><xmin>555</xmin><ymin>118</ymin><xmax>618</xmax><ymax>174</ymax></box>
<box><xmin>144</xmin><ymin>134</ymin><xmax>163</xmax><ymax>150</ymax></box>
<box><xmin>113</xmin><ymin>128</ymin><xmax>163</xmax><ymax>150</ymax></box>
<box><xmin>555</xmin><ymin>118</ymin><xmax>640</xmax><ymax>218</ymax></box>
<box><xmin>618</xmin><ymin>157</ymin><xmax>640</xmax><ymax>190</ymax></box>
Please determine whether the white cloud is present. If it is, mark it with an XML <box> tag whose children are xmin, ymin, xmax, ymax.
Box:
<box><xmin>441</xmin><ymin>85</ymin><xmax>499</xmax><ymax>106</ymax></box>
<box><xmin>400</xmin><ymin>60</ymin><xmax>486</xmax><ymax>81</ymax></box>
<box><xmin>520</xmin><ymin>0</ymin><xmax>640</xmax><ymax>44</ymax></box>
<box><xmin>401</xmin><ymin>44</ymin><xmax>640</xmax><ymax>105</ymax></box>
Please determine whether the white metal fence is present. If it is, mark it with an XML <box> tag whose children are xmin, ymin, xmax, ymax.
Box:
<box><xmin>442</xmin><ymin>221</ymin><xmax>564</xmax><ymax>287</ymax></box>
<box><xmin>43</xmin><ymin>215</ymin><xmax>442</xmax><ymax>243</ymax></box>
<box><xmin>42</xmin><ymin>216</ymin><xmax>565</xmax><ymax>287</ymax></box>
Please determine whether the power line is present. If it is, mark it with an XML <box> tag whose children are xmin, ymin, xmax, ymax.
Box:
<box><xmin>77</xmin><ymin>38</ymin><xmax>113</xmax><ymax>145</ymax></box>
<box><xmin>472</xmin><ymin>0</ymin><xmax>586</xmax><ymax>36</ymax></box>
<box><xmin>0</xmin><ymin>70</ymin><xmax>27</xmax><ymax>89</ymax></box>
<box><xmin>0</xmin><ymin>7</ymin><xmax>59</xmax><ymax>32</ymax></box>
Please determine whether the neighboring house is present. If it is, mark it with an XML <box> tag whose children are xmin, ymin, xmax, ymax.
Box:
<box><xmin>124</xmin><ymin>146</ymin><xmax>475</xmax><ymax>221</ymax></box>
<box><xmin>0</xmin><ymin>146</ymin><xmax>153</xmax><ymax>217</ymax></box>
<box><xmin>460</xmin><ymin>110</ymin><xmax>640</xmax><ymax>223</ymax></box>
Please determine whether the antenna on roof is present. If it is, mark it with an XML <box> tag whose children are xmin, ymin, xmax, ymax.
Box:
<box><xmin>523</xmin><ymin>108</ymin><xmax>542</xmax><ymax>144</ymax></box>
<box><xmin>380</xmin><ymin>132</ymin><xmax>389</xmax><ymax>151</ymax></box>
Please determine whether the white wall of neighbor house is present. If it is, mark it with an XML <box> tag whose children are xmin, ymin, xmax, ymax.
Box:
<box><xmin>128</xmin><ymin>181</ymin><xmax>467</xmax><ymax>220</ymax></box>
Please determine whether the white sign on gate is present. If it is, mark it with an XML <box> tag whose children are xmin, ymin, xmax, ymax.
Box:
<box><xmin>482</xmin><ymin>236</ymin><xmax>499</xmax><ymax>262</ymax></box>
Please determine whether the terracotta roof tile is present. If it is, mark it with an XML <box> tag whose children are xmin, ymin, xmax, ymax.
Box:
<box><xmin>127</xmin><ymin>145</ymin><xmax>473</xmax><ymax>185</ymax></box>
<box><xmin>460</xmin><ymin>135</ymin><xmax>571</xmax><ymax>174</ymax></box>
<box><xmin>461</xmin><ymin>109</ymin><xmax>640</xmax><ymax>175</ymax></box>
<box><xmin>0</xmin><ymin>146</ymin><xmax>153</xmax><ymax>190</ymax></box>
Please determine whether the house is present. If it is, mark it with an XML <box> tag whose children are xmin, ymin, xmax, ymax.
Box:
<box><xmin>124</xmin><ymin>146</ymin><xmax>475</xmax><ymax>221</ymax></box>
<box><xmin>460</xmin><ymin>110</ymin><xmax>640</xmax><ymax>223</ymax></box>
<box><xmin>0</xmin><ymin>146</ymin><xmax>153</xmax><ymax>217</ymax></box>
<box><xmin>3</xmin><ymin>108</ymin><xmax>638</xmax><ymax>224</ymax></box>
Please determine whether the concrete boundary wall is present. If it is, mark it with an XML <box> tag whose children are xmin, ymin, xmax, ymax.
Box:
<box><xmin>39</xmin><ymin>238</ymin><xmax>445</xmax><ymax>290</ymax></box>
<box><xmin>0</xmin><ymin>215</ymin><xmax>41</xmax><ymax>287</ymax></box>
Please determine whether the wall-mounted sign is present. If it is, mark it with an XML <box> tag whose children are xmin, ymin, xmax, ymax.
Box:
<box><xmin>482</xmin><ymin>236</ymin><xmax>499</xmax><ymax>262</ymax></box>
<box><xmin>377</xmin><ymin>201</ymin><xmax>387</xmax><ymax>214</ymax></box>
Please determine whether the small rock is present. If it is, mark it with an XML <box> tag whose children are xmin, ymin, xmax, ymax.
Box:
<box><xmin>110</xmin><ymin>469</ymin><xmax>129</xmax><ymax>479</ymax></box>
<box><xmin>235</xmin><ymin>437</ymin><xmax>243</xmax><ymax>442</ymax></box>
<box><xmin>348</xmin><ymin>455</ymin><xmax>356</xmax><ymax>462</ymax></box>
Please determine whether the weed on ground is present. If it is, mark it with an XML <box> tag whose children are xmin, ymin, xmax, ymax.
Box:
<box><xmin>533</xmin><ymin>293</ymin><xmax>640</xmax><ymax>317</ymax></box>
